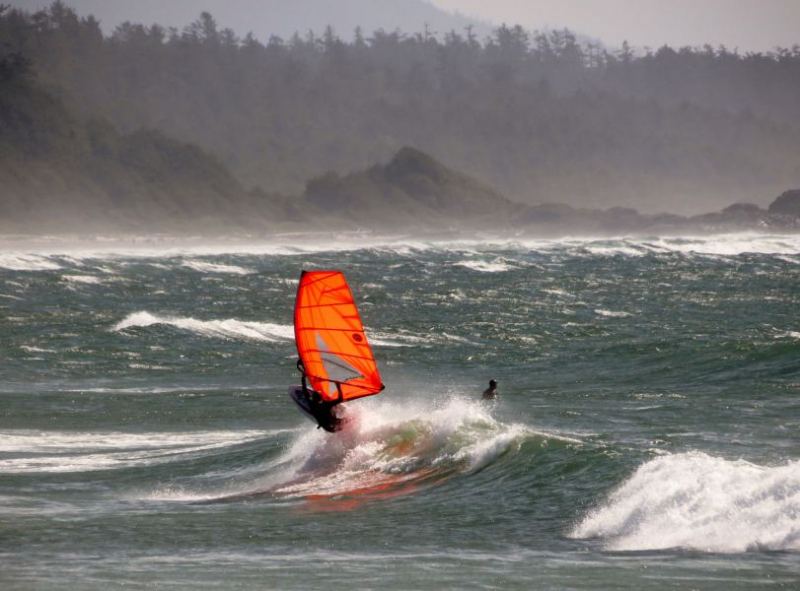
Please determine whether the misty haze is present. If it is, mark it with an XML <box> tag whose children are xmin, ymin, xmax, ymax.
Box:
<box><xmin>2</xmin><ymin>0</ymin><xmax>800</xmax><ymax>233</ymax></box>
<box><xmin>1</xmin><ymin>2</ymin><xmax>799</xmax><ymax>590</ymax></box>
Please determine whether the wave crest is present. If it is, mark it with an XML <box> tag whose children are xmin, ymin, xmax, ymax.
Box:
<box><xmin>112</xmin><ymin>311</ymin><xmax>294</xmax><ymax>342</ymax></box>
<box><xmin>181</xmin><ymin>260</ymin><xmax>254</xmax><ymax>274</ymax></box>
<box><xmin>0</xmin><ymin>253</ymin><xmax>61</xmax><ymax>271</ymax></box>
<box><xmin>571</xmin><ymin>451</ymin><xmax>800</xmax><ymax>553</ymax></box>
<box><xmin>218</xmin><ymin>398</ymin><xmax>571</xmax><ymax>504</ymax></box>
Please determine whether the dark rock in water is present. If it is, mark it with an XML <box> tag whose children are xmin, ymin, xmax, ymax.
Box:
<box><xmin>768</xmin><ymin>190</ymin><xmax>800</xmax><ymax>217</ymax></box>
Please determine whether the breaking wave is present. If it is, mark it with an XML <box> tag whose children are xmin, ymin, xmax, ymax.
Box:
<box><xmin>0</xmin><ymin>253</ymin><xmax>61</xmax><ymax>271</ymax></box>
<box><xmin>149</xmin><ymin>398</ymin><xmax>575</xmax><ymax>504</ymax></box>
<box><xmin>111</xmin><ymin>311</ymin><xmax>457</xmax><ymax>348</ymax></box>
<box><xmin>571</xmin><ymin>451</ymin><xmax>800</xmax><ymax>553</ymax></box>
<box><xmin>3</xmin><ymin>232</ymin><xmax>799</xmax><ymax>262</ymax></box>
<box><xmin>181</xmin><ymin>260</ymin><xmax>255</xmax><ymax>274</ymax></box>
<box><xmin>454</xmin><ymin>259</ymin><xmax>514</xmax><ymax>273</ymax></box>
<box><xmin>112</xmin><ymin>311</ymin><xmax>294</xmax><ymax>342</ymax></box>
<box><xmin>61</xmin><ymin>274</ymin><xmax>102</xmax><ymax>284</ymax></box>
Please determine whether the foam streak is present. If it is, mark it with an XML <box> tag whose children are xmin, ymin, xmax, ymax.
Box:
<box><xmin>112</xmin><ymin>311</ymin><xmax>294</xmax><ymax>342</ymax></box>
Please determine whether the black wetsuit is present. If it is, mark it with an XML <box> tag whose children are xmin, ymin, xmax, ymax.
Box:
<box><xmin>307</xmin><ymin>389</ymin><xmax>344</xmax><ymax>432</ymax></box>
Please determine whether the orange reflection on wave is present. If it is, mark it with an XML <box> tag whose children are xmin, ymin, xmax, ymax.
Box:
<box><xmin>295</xmin><ymin>467</ymin><xmax>442</xmax><ymax>513</ymax></box>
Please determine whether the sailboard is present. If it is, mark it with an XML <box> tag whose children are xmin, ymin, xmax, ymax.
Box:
<box><xmin>293</xmin><ymin>270</ymin><xmax>385</xmax><ymax>404</ymax></box>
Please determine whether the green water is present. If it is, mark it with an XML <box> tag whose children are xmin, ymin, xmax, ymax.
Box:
<box><xmin>1</xmin><ymin>234</ymin><xmax>799</xmax><ymax>589</ymax></box>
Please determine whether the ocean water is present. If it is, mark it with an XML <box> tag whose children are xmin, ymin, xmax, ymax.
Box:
<box><xmin>1</xmin><ymin>232</ymin><xmax>799</xmax><ymax>590</ymax></box>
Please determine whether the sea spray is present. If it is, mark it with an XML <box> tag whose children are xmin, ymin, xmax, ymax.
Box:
<box><xmin>145</xmin><ymin>397</ymin><xmax>554</xmax><ymax>503</ymax></box>
<box><xmin>571</xmin><ymin>451</ymin><xmax>800</xmax><ymax>552</ymax></box>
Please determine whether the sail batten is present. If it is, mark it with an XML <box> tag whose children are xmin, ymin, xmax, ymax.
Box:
<box><xmin>294</xmin><ymin>270</ymin><xmax>384</xmax><ymax>402</ymax></box>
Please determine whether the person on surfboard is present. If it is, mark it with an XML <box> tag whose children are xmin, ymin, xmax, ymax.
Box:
<box><xmin>482</xmin><ymin>379</ymin><xmax>498</xmax><ymax>400</ymax></box>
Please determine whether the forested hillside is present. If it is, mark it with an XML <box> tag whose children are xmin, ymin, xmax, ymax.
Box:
<box><xmin>5</xmin><ymin>2</ymin><xmax>799</xmax><ymax>214</ymax></box>
<box><xmin>0</xmin><ymin>44</ymin><xmax>286</xmax><ymax>232</ymax></box>
<box><xmin>18</xmin><ymin>0</ymin><xmax>491</xmax><ymax>44</ymax></box>
<box><xmin>2</xmin><ymin>2</ymin><xmax>799</xmax><ymax>222</ymax></box>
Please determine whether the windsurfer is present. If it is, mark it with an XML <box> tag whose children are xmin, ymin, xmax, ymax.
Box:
<box><xmin>291</xmin><ymin>271</ymin><xmax>384</xmax><ymax>432</ymax></box>
<box><xmin>307</xmin><ymin>388</ymin><xmax>346</xmax><ymax>432</ymax></box>
<box><xmin>296</xmin><ymin>365</ymin><xmax>346</xmax><ymax>432</ymax></box>
<box><xmin>482</xmin><ymin>379</ymin><xmax>498</xmax><ymax>400</ymax></box>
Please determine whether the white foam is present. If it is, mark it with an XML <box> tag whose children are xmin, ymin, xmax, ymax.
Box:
<box><xmin>20</xmin><ymin>345</ymin><xmax>56</xmax><ymax>354</ymax></box>
<box><xmin>594</xmin><ymin>309</ymin><xmax>632</xmax><ymax>318</ymax></box>
<box><xmin>112</xmin><ymin>311</ymin><xmax>435</xmax><ymax>349</ymax></box>
<box><xmin>61</xmin><ymin>274</ymin><xmax>102</xmax><ymax>284</ymax></box>
<box><xmin>181</xmin><ymin>260</ymin><xmax>254</xmax><ymax>275</ymax></box>
<box><xmin>266</xmin><ymin>397</ymin><xmax>567</xmax><ymax>499</ymax></box>
<box><xmin>1</xmin><ymin>231</ymin><xmax>799</xmax><ymax>261</ymax></box>
<box><xmin>571</xmin><ymin>451</ymin><xmax>800</xmax><ymax>553</ymax></box>
<box><xmin>0</xmin><ymin>429</ymin><xmax>271</xmax><ymax>473</ymax></box>
<box><xmin>369</xmin><ymin>329</ymin><xmax>472</xmax><ymax>348</ymax></box>
<box><xmin>649</xmin><ymin>233</ymin><xmax>800</xmax><ymax>256</ymax></box>
<box><xmin>143</xmin><ymin>395</ymin><xmax>581</xmax><ymax>503</ymax></box>
<box><xmin>112</xmin><ymin>311</ymin><xmax>294</xmax><ymax>342</ymax></box>
<box><xmin>0</xmin><ymin>253</ymin><xmax>60</xmax><ymax>271</ymax></box>
<box><xmin>542</xmin><ymin>288</ymin><xmax>571</xmax><ymax>297</ymax></box>
<box><xmin>455</xmin><ymin>259</ymin><xmax>513</xmax><ymax>273</ymax></box>
<box><xmin>776</xmin><ymin>330</ymin><xmax>800</xmax><ymax>340</ymax></box>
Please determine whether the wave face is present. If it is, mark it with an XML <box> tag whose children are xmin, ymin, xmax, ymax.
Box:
<box><xmin>2</xmin><ymin>232</ymin><xmax>800</xmax><ymax>589</ymax></box>
<box><xmin>148</xmin><ymin>397</ymin><xmax>550</xmax><ymax>504</ymax></box>
<box><xmin>571</xmin><ymin>452</ymin><xmax>800</xmax><ymax>552</ymax></box>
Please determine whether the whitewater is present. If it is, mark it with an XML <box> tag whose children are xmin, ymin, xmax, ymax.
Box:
<box><xmin>1</xmin><ymin>232</ymin><xmax>799</xmax><ymax>590</ymax></box>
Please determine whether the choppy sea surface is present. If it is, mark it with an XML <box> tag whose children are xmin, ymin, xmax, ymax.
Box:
<box><xmin>1</xmin><ymin>232</ymin><xmax>799</xmax><ymax>590</ymax></box>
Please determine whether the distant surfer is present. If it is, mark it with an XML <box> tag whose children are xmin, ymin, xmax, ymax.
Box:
<box><xmin>482</xmin><ymin>379</ymin><xmax>498</xmax><ymax>400</ymax></box>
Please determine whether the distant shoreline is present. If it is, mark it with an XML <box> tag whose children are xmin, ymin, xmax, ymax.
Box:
<box><xmin>1</xmin><ymin>230</ymin><xmax>798</xmax><ymax>258</ymax></box>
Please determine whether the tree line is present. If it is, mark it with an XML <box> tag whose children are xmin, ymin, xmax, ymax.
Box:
<box><xmin>2</xmin><ymin>1</ymin><xmax>799</xmax><ymax>213</ymax></box>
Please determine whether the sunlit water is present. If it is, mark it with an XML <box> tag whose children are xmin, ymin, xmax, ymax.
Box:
<box><xmin>1</xmin><ymin>233</ymin><xmax>799</xmax><ymax>589</ymax></box>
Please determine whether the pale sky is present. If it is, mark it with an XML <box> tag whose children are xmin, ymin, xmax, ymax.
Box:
<box><xmin>431</xmin><ymin>0</ymin><xmax>800</xmax><ymax>52</ymax></box>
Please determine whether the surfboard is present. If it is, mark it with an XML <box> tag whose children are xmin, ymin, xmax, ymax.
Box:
<box><xmin>289</xmin><ymin>386</ymin><xmax>318</xmax><ymax>425</ymax></box>
<box><xmin>293</xmin><ymin>270</ymin><xmax>385</xmax><ymax>403</ymax></box>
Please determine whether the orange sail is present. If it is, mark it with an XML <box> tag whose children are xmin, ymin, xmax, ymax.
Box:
<box><xmin>294</xmin><ymin>270</ymin><xmax>385</xmax><ymax>402</ymax></box>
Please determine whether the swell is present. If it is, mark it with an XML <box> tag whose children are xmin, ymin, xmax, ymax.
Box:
<box><xmin>571</xmin><ymin>451</ymin><xmax>800</xmax><ymax>553</ymax></box>
<box><xmin>142</xmin><ymin>398</ymin><xmax>583</xmax><ymax>505</ymax></box>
